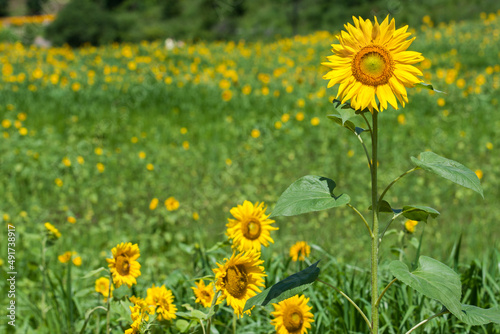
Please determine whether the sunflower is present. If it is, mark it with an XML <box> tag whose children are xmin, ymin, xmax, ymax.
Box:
<box><xmin>322</xmin><ymin>16</ymin><xmax>424</xmax><ymax>112</ymax></box>
<box><xmin>125</xmin><ymin>297</ymin><xmax>154</xmax><ymax>334</ymax></box>
<box><xmin>212</xmin><ymin>250</ymin><xmax>266</xmax><ymax>316</ymax></box>
<box><xmin>44</xmin><ymin>222</ymin><xmax>61</xmax><ymax>239</ymax></box>
<box><xmin>192</xmin><ymin>280</ymin><xmax>219</xmax><ymax>308</ymax></box>
<box><xmin>226</xmin><ymin>200</ymin><xmax>278</xmax><ymax>252</ymax></box>
<box><xmin>289</xmin><ymin>241</ymin><xmax>311</xmax><ymax>262</ymax></box>
<box><xmin>404</xmin><ymin>219</ymin><xmax>418</xmax><ymax>233</ymax></box>
<box><xmin>106</xmin><ymin>242</ymin><xmax>141</xmax><ymax>288</ymax></box>
<box><xmin>145</xmin><ymin>284</ymin><xmax>177</xmax><ymax>321</ymax></box>
<box><xmin>95</xmin><ymin>276</ymin><xmax>114</xmax><ymax>302</ymax></box>
<box><xmin>271</xmin><ymin>295</ymin><xmax>314</xmax><ymax>334</ymax></box>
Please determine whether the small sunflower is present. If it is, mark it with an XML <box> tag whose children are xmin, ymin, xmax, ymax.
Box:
<box><xmin>145</xmin><ymin>284</ymin><xmax>177</xmax><ymax>321</ymax></box>
<box><xmin>44</xmin><ymin>222</ymin><xmax>61</xmax><ymax>239</ymax></box>
<box><xmin>289</xmin><ymin>241</ymin><xmax>311</xmax><ymax>262</ymax></box>
<box><xmin>95</xmin><ymin>277</ymin><xmax>114</xmax><ymax>302</ymax></box>
<box><xmin>226</xmin><ymin>200</ymin><xmax>278</xmax><ymax>252</ymax></box>
<box><xmin>192</xmin><ymin>280</ymin><xmax>219</xmax><ymax>308</ymax></box>
<box><xmin>213</xmin><ymin>250</ymin><xmax>266</xmax><ymax>316</ymax></box>
<box><xmin>322</xmin><ymin>16</ymin><xmax>424</xmax><ymax>112</ymax></box>
<box><xmin>271</xmin><ymin>295</ymin><xmax>314</xmax><ymax>334</ymax></box>
<box><xmin>106</xmin><ymin>242</ymin><xmax>141</xmax><ymax>288</ymax></box>
<box><xmin>58</xmin><ymin>251</ymin><xmax>72</xmax><ymax>263</ymax></box>
<box><xmin>125</xmin><ymin>297</ymin><xmax>154</xmax><ymax>334</ymax></box>
<box><xmin>404</xmin><ymin>219</ymin><xmax>418</xmax><ymax>233</ymax></box>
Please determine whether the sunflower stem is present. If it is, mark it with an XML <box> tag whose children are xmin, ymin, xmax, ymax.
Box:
<box><xmin>371</xmin><ymin>111</ymin><xmax>379</xmax><ymax>334</ymax></box>
<box><xmin>378</xmin><ymin>167</ymin><xmax>419</xmax><ymax>207</ymax></box>
<box><xmin>106</xmin><ymin>272</ymin><xmax>112</xmax><ymax>334</ymax></box>
<box><xmin>378</xmin><ymin>212</ymin><xmax>403</xmax><ymax>246</ymax></box>
<box><xmin>347</xmin><ymin>203</ymin><xmax>372</xmax><ymax>237</ymax></box>
<box><xmin>375</xmin><ymin>278</ymin><xmax>397</xmax><ymax>308</ymax></box>
<box><xmin>232</xmin><ymin>312</ymin><xmax>236</xmax><ymax>333</ymax></box>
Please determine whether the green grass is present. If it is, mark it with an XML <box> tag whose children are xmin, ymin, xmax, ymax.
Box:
<box><xmin>0</xmin><ymin>12</ymin><xmax>499</xmax><ymax>333</ymax></box>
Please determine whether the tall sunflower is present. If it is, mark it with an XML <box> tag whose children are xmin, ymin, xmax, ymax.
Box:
<box><xmin>226</xmin><ymin>200</ymin><xmax>278</xmax><ymax>252</ymax></box>
<box><xmin>322</xmin><ymin>16</ymin><xmax>424</xmax><ymax>112</ymax></box>
<box><xmin>212</xmin><ymin>250</ymin><xmax>266</xmax><ymax>316</ymax></box>
<box><xmin>106</xmin><ymin>242</ymin><xmax>141</xmax><ymax>288</ymax></box>
<box><xmin>145</xmin><ymin>284</ymin><xmax>177</xmax><ymax>321</ymax></box>
<box><xmin>271</xmin><ymin>295</ymin><xmax>314</xmax><ymax>334</ymax></box>
<box><xmin>289</xmin><ymin>241</ymin><xmax>311</xmax><ymax>262</ymax></box>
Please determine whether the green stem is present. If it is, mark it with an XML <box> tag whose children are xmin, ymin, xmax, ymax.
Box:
<box><xmin>106</xmin><ymin>272</ymin><xmax>112</xmax><ymax>334</ymax></box>
<box><xmin>347</xmin><ymin>204</ymin><xmax>373</xmax><ymax>237</ymax></box>
<box><xmin>356</xmin><ymin>132</ymin><xmax>372</xmax><ymax>171</ymax></box>
<box><xmin>404</xmin><ymin>310</ymin><xmax>450</xmax><ymax>334</ymax></box>
<box><xmin>41</xmin><ymin>237</ymin><xmax>47</xmax><ymax>324</ymax></box>
<box><xmin>316</xmin><ymin>279</ymin><xmax>372</xmax><ymax>330</ymax></box>
<box><xmin>375</xmin><ymin>278</ymin><xmax>397</xmax><ymax>308</ymax></box>
<box><xmin>371</xmin><ymin>111</ymin><xmax>379</xmax><ymax>334</ymax></box>
<box><xmin>67</xmin><ymin>262</ymin><xmax>74</xmax><ymax>332</ymax></box>
<box><xmin>378</xmin><ymin>212</ymin><xmax>403</xmax><ymax>246</ymax></box>
<box><xmin>232</xmin><ymin>313</ymin><xmax>236</xmax><ymax>334</ymax></box>
<box><xmin>378</xmin><ymin>167</ymin><xmax>419</xmax><ymax>207</ymax></box>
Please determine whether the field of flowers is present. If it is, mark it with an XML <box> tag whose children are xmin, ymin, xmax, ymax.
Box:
<box><xmin>1</xmin><ymin>11</ymin><xmax>500</xmax><ymax>333</ymax></box>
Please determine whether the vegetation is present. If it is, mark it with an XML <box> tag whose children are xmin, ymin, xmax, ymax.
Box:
<box><xmin>0</xmin><ymin>8</ymin><xmax>499</xmax><ymax>334</ymax></box>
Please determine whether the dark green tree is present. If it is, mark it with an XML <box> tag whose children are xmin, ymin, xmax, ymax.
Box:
<box><xmin>0</xmin><ymin>0</ymin><xmax>9</xmax><ymax>17</ymax></box>
<box><xmin>27</xmin><ymin>0</ymin><xmax>48</xmax><ymax>15</ymax></box>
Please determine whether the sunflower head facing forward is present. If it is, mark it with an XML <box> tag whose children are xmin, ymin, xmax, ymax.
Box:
<box><xmin>106</xmin><ymin>242</ymin><xmax>141</xmax><ymax>288</ymax></box>
<box><xmin>271</xmin><ymin>295</ymin><xmax>314</xmax><ymax>334</ymax></box>
<box><xmin>212</xmin><ymin>249</ymin><xmax>266</xmax><ymax>317</ymax></box>
<box><xmin>226</xmin><ymin>200</ymin><xmax>278</xmax><ymax>252</ymax></box>
<box><xmin>322</xmin><ymin>16</ymin><xmax>424</xmax><ymax>112</ymax></box>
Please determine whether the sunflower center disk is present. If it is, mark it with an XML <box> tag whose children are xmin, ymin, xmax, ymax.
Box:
<box><xmin>225</xmin><ymin>265</ymin><xmax>248</xmax><ymax>298</ymax></box>
<box><xmin>116</xmin><ymin>256</ymin><xmax>131</xmax><ymax>275</ymax></box>
<box><xmin>352</xmin><ymin>45</ymin><xmax>393</xmax><ymax>86</ymax></box>
<box><xmin>243</xmin><ymin>218</ymin><xmax>262</xmax><ymax>240</ymax></box>
<box><xmin>284</xmin><ymin>310</ymin><xmax>304</xmax><ymax>332</ymax></box>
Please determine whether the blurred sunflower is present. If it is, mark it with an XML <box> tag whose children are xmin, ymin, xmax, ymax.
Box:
<box><xmin>271</xmin><ymin>295</ymin><xmax>314</xmax><ymax>334</ymax></box>
<box><xmin>95</xmin><ymin>276</ymin><xmax>114</xmax><ymax>302</ymax></box>
<box><xmin>322</xmin><ymin>16</ymin><xmax>424</xmax><ymax>112</ymax></box>
<box><xmin>226</xmin><ymin>200</ymin><xmax>278</xmax><ymax>252</ymax></box>
<box><xmin>289</xmin><ymin>241</ymin><xmax>311</xmax><ymax>262</ymax></box>
<box><xmin>106</xmin><ymin>242</ymin><xmax>141</xmax><ymax>288</ymax></box>
<box><xmin>404</xmin><ymin>219</ymin><xmax>418</xmax><ymax>233</ymax></box>
<box><xmin>145</xmin><ymin>284</ymin><xmax>177</xmax><ymax>321</ymax></box>
<box><xmin>44</xmin><ymin>222</ymin><xmax>61</xmax><ymax>239</ymax></box>
<box><xmin>212</xmin><ymin>250</ymin><xmax>266</xmax><ymax>316</ymax></box>
<box><xmin>125</xmin><ymin>297</ymin><xmax>153</xmax><ymax>334</ymax></box>
<box><xmin>192</xmin><ymin>280</ymin><xmax>218</xmax><ymax>308</ymax></box>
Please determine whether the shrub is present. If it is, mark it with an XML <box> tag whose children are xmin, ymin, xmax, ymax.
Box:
<box><xmin>44</xmin><ymin>0</ymin><xmax>118</xmax><ymax>47</ymax></box>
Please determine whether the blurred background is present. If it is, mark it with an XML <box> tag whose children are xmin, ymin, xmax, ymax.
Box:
<box><xmin>1</xmin><ymin>0</ymin><xmax>500</xmax><ymax>45</ymax></box>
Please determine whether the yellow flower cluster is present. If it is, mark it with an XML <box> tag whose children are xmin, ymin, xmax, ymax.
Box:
<box><xmin>0</xmin><ymin>14</ymin><xmax>55</xmax><ymax>27</ymax></box>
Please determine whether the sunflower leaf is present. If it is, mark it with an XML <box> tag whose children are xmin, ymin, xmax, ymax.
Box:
<box><xmin>243</xmin><ymin>261</ymin><xmax>320</xmax><ymax>312</ymax></box>
<box><xmin>415</xmin><ymin>82</ymin><xmax>445</xmax><ymax>94</ymax></box>
<box><xmin>327</xmin><ymin>115</ymin><xmax>356</xmax><ymax>133</ymax></box>
<box><xmin>411</xmin><ymin>152</ymin><xmax>484</xmax><ymax>198</ymax></box>
<box><xmin>271</xmin><ymin>175</ymin><xmax>350</xmax><ymax>217</ymax></box>
<box><xmin>401</xmin><ymin>205</ymin><xmax>440</xmax><ymax>222</ymax></box>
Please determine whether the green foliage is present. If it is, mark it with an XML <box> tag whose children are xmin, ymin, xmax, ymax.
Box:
<box><xmin>411</xmin><ymin>152</ymin><xmax>484</xmax><ymax>198</ymax></box>
<box><xmin>27</xmin><ymin>0</ymin><xmax>48</xmax><ymax>15</ymax></box>
<box><xmin>271</xmin><ymin>176</ymin><xmax>350</xmax><ymax>217</ymax></box>
<box><xmin>0</xmin><ymin>0</ymin><xmax>9</xmax><ymax>17</ymax></box>
<box><xmin>45</xmin><ymin>0</ymin><xmax>118</xmax><ymax>46</ymax></box>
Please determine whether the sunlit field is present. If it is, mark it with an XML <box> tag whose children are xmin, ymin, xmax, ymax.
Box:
<box><xmin>1</xmin><ymin>12</ymin><xmax>500</xmax><ymax>333</ymax></box>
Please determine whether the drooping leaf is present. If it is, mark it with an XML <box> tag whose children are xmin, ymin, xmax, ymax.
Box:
<box><xmin>415</xmin><ymin>82</ymin><xmax>445</xmax><ymax>94</ymax></box>
<box><xmin>175</xmin><ymin>319</ymin><xmax>190</xmax><ymax>332</ymax></box>
<box><xmin>389</xmin><ymin>256</ymin><xmax>462</xmax><ymax>316</ymax></box>
<box><xmin>411</xmin><ymin>152</ymin><xmax>483</xmax><ymax>198</ymax></box>
<box><xmin>402</xmin><ymin>205</ymin><xmax>440</xmax><ymax>222</ymax></box>
<box><xmin>368</xmin><ymin>200</ymin><xmax>393</xmax><ymax>213</ymax></box>
<box><xmin>271</xmin><ymin>176</ymin><xmax>350</xmax><ymax>217</ymax></box>
<box><xmin>243</xmin><ymin>261</ymin><xmax>320</xmax><ymax>312</ymax></box>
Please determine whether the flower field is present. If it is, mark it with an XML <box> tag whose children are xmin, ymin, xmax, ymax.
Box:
<box><xmin>1</xmin><ymin>12</ymin><xmax>500</xmax><ymax>333</ymax></box>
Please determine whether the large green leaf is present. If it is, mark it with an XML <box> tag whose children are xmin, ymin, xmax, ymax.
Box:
<box><xmin>402</xmin><ymin>205</ymin><xmax>440</xmax><ymax>222</ymax></box>
<box><xmin>271</xmin><ymin>176</ymin><xmax>350</xmax><ymax>217</ymax></box>
<box><xmin>390</xmin><ymin>256</ymin><xmax>500</xmax><ymax>326</ymax></box>
<box><xmin>243</xmin><ymin>261</ymin><xmax>320</xmax><ymax>312</ymax></box>
<box><xmin>389</xmin><ymin>256</ymin><xmax>462</xmax><ymax>316</ymax></box>
<box><xmin>411</xmin><ymin>152</ymin><xmax>483</xmax><ymax>198</ymax></box>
